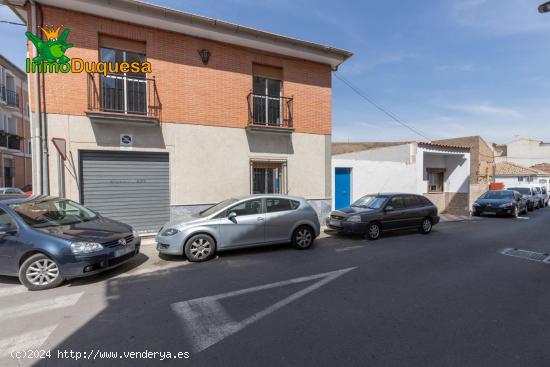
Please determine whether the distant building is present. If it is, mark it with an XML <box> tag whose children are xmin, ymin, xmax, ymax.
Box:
<box><xmin>433</xmin><ymin>136</ymin><xmax>495</xmax><ymax>205</ymax></box>
<box><xmin>495</xmin><ymin>161</ymin><xmax>550</xmax><ymax>191</ymax></box>
<box><xmin>332</xmin><ymin>142</ymin><xmax>471</xmax><ymax>215</ymax></box>
<box><xmin>494</xmin><ymin>138</ymin><xmax>550</xmax><ymax>167</ymax></box>
<box><xmin>0</xmin><ymin>54</ymin><xmax>31</xmax><ymax>189</ymax></box>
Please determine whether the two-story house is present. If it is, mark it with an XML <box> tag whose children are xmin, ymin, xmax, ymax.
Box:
<box><xmin>10</xmin><ymin>0</ymin><xmax>352</xmax><ymax>233</ymax></box>
<box><xmin>0</xmin><ymin>54</ymin><xmax>31</xmax><ymax>190</ymax></box>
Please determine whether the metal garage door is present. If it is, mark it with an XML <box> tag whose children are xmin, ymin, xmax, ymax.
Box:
<box><xmin>80</xmin><ymin>151</ymin><xmax>170</xmax><ymax>234</ymax></box>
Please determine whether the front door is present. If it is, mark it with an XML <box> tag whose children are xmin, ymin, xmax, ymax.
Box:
<box><xmin>219</xmin><ymin>199</ymin><xmax>265</xmax><ymax>248</ymax></box>
<box><xmin>335</xmin><ymin>168</ymin><xmax>351</xmax><ymax>209</ymax></box>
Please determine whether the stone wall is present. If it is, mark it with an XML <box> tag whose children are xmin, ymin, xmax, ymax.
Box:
<box><xmin>424</xmin><ymin>192</ymin><xmax>469</xmax><ymax>215</ymax></box>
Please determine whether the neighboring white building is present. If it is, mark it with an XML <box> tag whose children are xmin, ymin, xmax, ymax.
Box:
<box><xmin>494</xmin><ymin>138</ymin><xmax>550</xmax><ymax>167</ymax></box>
<box><xmin>495</xmin><ymin>161</ymin><xmax>550</xmax><ymax>191</ymax></box>
<box><xmin>332</xmin><ymin>142</ymin><xmax>471</xmax><ymax>215</ymax></box>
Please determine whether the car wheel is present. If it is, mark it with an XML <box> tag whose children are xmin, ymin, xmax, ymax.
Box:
<box><xmin>528</xmin><ymin>203</ymin><xmax>534</xmax><ymax>211</ymax></box>
<box><xmin>365</xmin><ymin>222</ymin><xmax>381</xmax><ymax>240</ymax></box>
<box><xmin>419</xmin><ymin>218</ymin><xmax>433</xmax><ymax>234</ymax></box>
<box><xmin>292</xmin><ymin>226</ymin><xmax>315</xmax><ymax>249</ymax></box>
<box><xmin>19</xmin><ymin>254</ymin><xmax>63</xmax><ymax>291</ymax></box>
<box><xmin>184</xmin><ymin>234</ymin><xmax>216</xmax><ymax>262</ymax></box>
<box><xmin>473</xmin><ymin>211</ymin><xmax>481</xmax><ymax>217</ymax></box>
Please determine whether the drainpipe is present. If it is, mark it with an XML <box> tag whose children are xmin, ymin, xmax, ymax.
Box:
<box><xmin>29</xmin><ymin>0</ymin><xmax>43</xmax><ymax>195</ymax></box>
<box><xmin>38</xmin><ymin>2</ymin><xmax>49</xmax><ymax>195</ymax></box>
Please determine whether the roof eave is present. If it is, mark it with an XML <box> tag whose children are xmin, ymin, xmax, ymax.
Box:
<box><xmin>30</xmin><ymin>0</ymin><xmax>353</xmax><ymax>68</ymax></box>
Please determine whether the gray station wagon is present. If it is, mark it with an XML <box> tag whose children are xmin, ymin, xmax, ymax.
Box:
<box><xmin>156</xmin><ymin>195</ymin><xmax>321</xmax><ymax>262</ymax></box>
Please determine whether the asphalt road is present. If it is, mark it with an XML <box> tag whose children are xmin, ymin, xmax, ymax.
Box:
<box><xmin>1</xmin><ymin>209</ymin><xmax>550</xmax><ymax>367</ymax></box>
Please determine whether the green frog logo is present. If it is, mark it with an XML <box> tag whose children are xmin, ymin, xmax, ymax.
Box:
<box><xmin>25</xmin><ymin>25</ymin><xmax>73</xmax><ymax>65</ymax></box>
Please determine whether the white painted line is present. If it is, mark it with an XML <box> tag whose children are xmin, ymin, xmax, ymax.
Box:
<box><xmin>171</xmin><ymin>267</ymin><xmax>356</xmax><ymax>352</ymax></box>
<box><xmin>0</xmin><ymin>325</ymin><xmax>57</xmax><ymax>358</ymax></box>
<box><xmin>335</xmin><ymin>245</ymin><xmax>363</xmax><ymax>252</ymax></box>
<box><xmin>0</xmin><ymin>292</ymin><xmax>83</xmax><ymax>322</ymax></box>
<box><xmin>0</xmin><ymin>286</ymin><xmax>26</xmax><ymax>298</ymax></box>
<box><xmin>114</xmin><ymin>262</ymin><xmax>191</xmax><ymax>279</ymax></box>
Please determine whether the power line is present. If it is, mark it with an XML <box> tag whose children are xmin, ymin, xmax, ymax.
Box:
<box><xmin>334</xmin><ymin>71</ymin><xmax>432</xmax><ymax>141</ymax></box>
<box><xmin>0</xmin><ymin>20</ymin><xmax>25</xmax><ymax>26</ymax></box>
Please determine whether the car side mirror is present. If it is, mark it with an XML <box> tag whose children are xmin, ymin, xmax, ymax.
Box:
<box><xmin>385</xmin><ymin>205</ymin><xmax>394</xmax><ymax>212</ymax></box>
<box><xmin>227</xmin><ymin>212</ymin><xmax>237</xmax><ymax>222</ymax></box>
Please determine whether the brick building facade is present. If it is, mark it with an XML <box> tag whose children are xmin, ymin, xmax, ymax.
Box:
<box><xmin>12</xmin><ymin>0</ymin><xmax>351</xmax><ymax>232</ymax></box>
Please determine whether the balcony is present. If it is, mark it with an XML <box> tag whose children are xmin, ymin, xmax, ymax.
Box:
<box><xmin>247</xmin><ymin>93</ymin><xmax>293</xmax><ymax>133</ymax></box>
<box><xmin>0</xmin><ymin>132</ymin><xmax>21</xmax><ymax>150</ymax></box>
<box><xmin>6</xmin><ymin>90</ymin><xmax>19</xmax><ymax>108</ymax></box>
<box><xmin>86</xmin><ymin>73</ymin><xmax>161</xmax><ymax>125</ymax></box>
<box><xmin>7</xmin><ymin>134</ymin><xmax>20</xmax><ymax>150</ymax></box>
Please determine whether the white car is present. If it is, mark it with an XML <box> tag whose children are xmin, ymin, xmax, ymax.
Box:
<box><xmin>0</xmin><ymin>188</ymin><xmax>25</xmax><ymax>195</ymax></box>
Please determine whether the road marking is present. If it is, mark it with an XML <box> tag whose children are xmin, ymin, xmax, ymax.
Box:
<box><xmin>0</xmin><ymin>325</ymin><xmax>57</xmax><ymax>358</ymax></box>
<box><xmin>0</xmin><ymin>292</ymin><xmax>83</xmax><ymax>322</ymax></box>
<box><xmin>0</xmin><ymin>286</ymin><xmax>27</xmax><ymax>298</ymax></box>
<box><xmin>171</xmin><ymin>267</ymin><xmax>356</xmax><ymax>352</ymax></box>
<box><xmin>335</xmin><ymin>245</ymin><xmax>363</xmax><ymax>252</ymax></box>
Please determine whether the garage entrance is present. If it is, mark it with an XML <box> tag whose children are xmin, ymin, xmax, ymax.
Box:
<box><xmin>80</xmin><ymin>151</ymin><xmax>170</xmax><ymax>234</ymax></box>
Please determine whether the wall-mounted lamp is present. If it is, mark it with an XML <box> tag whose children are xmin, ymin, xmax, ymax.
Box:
<box><xmin>198</xmin><ymin>49</ymin><xmax>211</xmax><ymax>65</ymax></box>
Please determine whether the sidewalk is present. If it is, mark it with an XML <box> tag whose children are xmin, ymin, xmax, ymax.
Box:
<box><xmin>440</xmin><ymin>213</ymin><xmax>475</xmax><ymax>222</ymax></box>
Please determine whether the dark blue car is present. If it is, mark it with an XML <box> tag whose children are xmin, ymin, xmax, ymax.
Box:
<box><xmin>0</xmin><ymin>195</ymin><xmax>140</xmax><ymax>290</ymax></box>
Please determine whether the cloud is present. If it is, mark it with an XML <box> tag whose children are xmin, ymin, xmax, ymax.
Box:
<box><xmin>445</xmin><ymin>103</ymin><xmax>524</xmax><ymax>118</ymax></box>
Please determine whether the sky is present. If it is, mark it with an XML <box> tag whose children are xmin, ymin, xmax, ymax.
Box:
<box><xmin>1</xmin><ymin>0</ymin><xmax>550</xmax><ymax>144</ymax></box>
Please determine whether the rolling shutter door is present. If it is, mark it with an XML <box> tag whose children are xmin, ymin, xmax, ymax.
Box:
<box><xmin>80</xmin><ymin>151</ymin><xmax>169</xmax><ymax>233</ymax></box>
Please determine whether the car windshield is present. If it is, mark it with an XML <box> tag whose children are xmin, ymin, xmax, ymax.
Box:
<box><xmin>9</xmin><ymin>198</ymin><xmax>97</xmax><ymax>228</ymax></box>
<box><xmin>351</xmin><ymin>195</ymin><xmax>388</xmax><ymax>209</ymax></box>
<box><xmin>482</xmin><ymin>191</ymin><xmax>514</xmax><ymax>199</ymax></box>
<box><xmin>509</xmin><ymin>187</ymin><xmax>530</xmax><ymax>195</ymax></box>
<box><xmin>198</xmin><ymin>198</ymin><xmax>239</xmax><ymax>217</ymax></box>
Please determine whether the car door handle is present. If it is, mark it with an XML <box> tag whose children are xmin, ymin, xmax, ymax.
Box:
<box><xmin>257</xmin><ymin>217</ymin><xmax>265</xmax><ymax>221</ymax></box>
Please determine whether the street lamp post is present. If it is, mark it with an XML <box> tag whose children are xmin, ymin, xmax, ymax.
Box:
<box><xmin>539</xmin><ymin>1</ymin><xmax>550</xmax><ymax>13</ymax></box>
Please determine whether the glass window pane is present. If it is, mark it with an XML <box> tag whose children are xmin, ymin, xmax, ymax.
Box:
<box><xmin>266</xmin><ymin>198</ymin><xmax>292</xmax><ymax>213</ymax></box>
<box><xmin>390</xmin><ymin>196</ymin><xmax>405</xmax><ymax>209</ymax></box>
<box><xmin>125</xmin><ymin>51</ymin><xmax>146</xmax><ymax>78</ymax></box>
<box><xmin>267</xmin><ymin>79</ymin><xmax>281</xmax><ymax>96</ymax></box>
<box><xmin>253</xmin><ymin>76</ymin><xmax>265</xmax><ymax>94</ymax></box>
<box><xmin>100</xmin><ymin>76</ymin><xmax>124</xmax><ymax>112</ymax></box>
<box><xmin>126</xmin><ymin>78</ymin><xmax>147</xmax><ymax>114</ymax></box>
<box><xmin>229</xmin><ymin>199</ymin><xmax>262</xmax><ymax>216</ymax></box>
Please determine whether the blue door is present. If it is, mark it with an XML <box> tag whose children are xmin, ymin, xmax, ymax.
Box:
<box><xmin>335</xmin><ymin>168</ymin><xmax>351</xmax><ymax>209</ymax></box>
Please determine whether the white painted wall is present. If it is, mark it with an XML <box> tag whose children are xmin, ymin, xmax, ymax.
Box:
<box><xmin>45</xmin><ymin>114</ymin><xmax>331</xmax><ymax>205</ymax></box>
<box><xmin>418</xmin><ymin>148</ymin><xmax>470</xmax><ymax>194</ymax></box>
<box><xmin>501</xmin><ymin>139</ymin><xmax>550</xmax><ymax>167</ymax></box>
<box><xmin>332</xmin><ymin>143</ymin><xmax>471</xmax><ymax>209</ymax></box>
<box><xmin>496</xmin><ymin>175</ymin><xmax>550</xmax><ymax>191</ymax></box>
<box><xmin>332</xmin><ymin>144</ymin><xmax>416</xmax><ymax>207</ymax></box>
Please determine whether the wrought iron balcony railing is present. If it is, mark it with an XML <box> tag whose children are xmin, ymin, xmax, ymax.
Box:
<box><xmin>247</xmin><ymin>93</ymin><xmax>293</xmax><ymax>129</ymax></box>
<box><xmin>6</xmin><ymin>90</ymin><xmax>19</xmax><ymax>108</ymax></box>
<box><xmin>87</xmin><ymin>73</ymin><xmax>161</xmax><ymax>123</ymax></box>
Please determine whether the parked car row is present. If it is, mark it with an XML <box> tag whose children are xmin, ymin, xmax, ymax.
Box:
<box><xmin>3</xmin><ymin>186</ymin><xmax>541</xmax><ymax>291</ymax></box>
<box><xmin>472</xmin><ymin>186</ymin><xmax>549</xmax><ymax>218</ymax></box>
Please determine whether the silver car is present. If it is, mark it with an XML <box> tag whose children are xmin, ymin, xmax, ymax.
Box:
<box><xmin>156</xmin><ymin>195</ymin><xmax>321</xmax><ymax>262</ymax></box>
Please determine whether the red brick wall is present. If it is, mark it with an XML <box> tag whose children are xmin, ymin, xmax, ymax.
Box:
<box><xmin>29</xmin><ymin>6</ymin><xmax>332</xmax><ymax>135</ymax></box>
